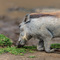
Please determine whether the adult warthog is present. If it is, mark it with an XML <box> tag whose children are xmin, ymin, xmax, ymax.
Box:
<box><xmin>16</xmin><ymin>12</ymin><xmax>60</xmax><ymax>53</ymax></box>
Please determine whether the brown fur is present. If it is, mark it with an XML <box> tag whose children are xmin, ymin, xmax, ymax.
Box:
<box><xmin>30</xmin><ymin>11</ymin><xmax>60</xmax><ymax>18</ymax></box>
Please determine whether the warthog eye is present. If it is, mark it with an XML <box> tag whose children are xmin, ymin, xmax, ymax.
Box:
<box><xmin>19</xmin><ymin>25</ymin><xmax>21</xmax><ymax>28</ymax></box>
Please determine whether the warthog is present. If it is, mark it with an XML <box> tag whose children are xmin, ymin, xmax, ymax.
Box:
<box><xmin>16</xmin><ymin>12</ymin><xmax>60</xmax><ymax>53</ymax></box>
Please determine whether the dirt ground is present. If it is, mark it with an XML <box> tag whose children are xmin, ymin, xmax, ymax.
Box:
<box><xmin>0</xmin><ymin>0</ymin><xmax>60</xmax><ymax>60</ymax></box>
<box><xmin>0</xmin><ymin>51</ymin><xmax>60</xmax><ymax>60</ymax></box>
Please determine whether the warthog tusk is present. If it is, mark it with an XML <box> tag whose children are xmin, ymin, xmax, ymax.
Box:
<box><xmin>22</xmin><ymin>35</ymin><xmax>27</xmax><ymax>41</ymax></box>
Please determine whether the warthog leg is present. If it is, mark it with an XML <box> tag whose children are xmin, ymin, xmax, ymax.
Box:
<box><xmin>39</xmin><ymin>27</ymin><xmax>55</xmax><ymax>53</ymax></box>
<box><xmin>43</xmin><ymin>28</ymin><xmax>55</xmax><ymax>53</ymax></box>
<box><xmin>44</xmin><ymin>37</ymin><xmax>55</xmax><ymax>53</ymax></box>
<box><xmin>37</xmin><ymin>39</ymin><xmax>44</xmax><ymax>51</ymax></box>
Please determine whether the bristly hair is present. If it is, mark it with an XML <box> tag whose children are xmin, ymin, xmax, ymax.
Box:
<box><xmin>23</xmin><ymin>12</ymin><xmax>60</xmax><ymax>23</ymax></box>
<box><xmin>30</xmin><ymin>12</ymin><xmax>60</xmax><ymax>18</ymax></box>
<box><xmin>30</xmin><ymin>14</ymin><xmax>55</xmax><ymax>18</ymax></box>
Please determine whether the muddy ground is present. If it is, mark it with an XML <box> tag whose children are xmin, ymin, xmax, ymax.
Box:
<box><xmin>0</xmin><ymin>0</ymin><xmax>60</xmax><ymax>60</ymax></box>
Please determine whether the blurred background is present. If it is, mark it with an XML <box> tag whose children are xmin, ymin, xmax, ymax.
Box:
<box><xmin>0</xmin><ymin>0</ymin><xmax>60</xmax><ymax>45</ymax></box>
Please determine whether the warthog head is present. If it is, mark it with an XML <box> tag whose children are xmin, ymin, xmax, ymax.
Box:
<box><xmin>16</xmin><ymin>14</ymin><xmax>32</xmax><ymax>48</ymax></box>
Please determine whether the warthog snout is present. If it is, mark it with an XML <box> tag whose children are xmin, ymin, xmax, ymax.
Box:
<box><xmin>16</xmin><ymin>41</ymin><xmax>24</xmax><ymax>48</ymax></box>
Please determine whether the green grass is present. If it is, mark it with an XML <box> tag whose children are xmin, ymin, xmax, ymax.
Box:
<box><xmin>0</xmin><ymin>34</ymin><xmax>12</xmax><ymax>47</ymax></box>
<box><xmin>0</xmin><ymin>46</ymin><xmax>36</xmax><ymax>55</ymax></box>
<box><xmin>0</xmin><ymin>34</ymin><xmax>60</xmax><ymax>55</ymax></box>
<box><xmin>0</xmin><ymin>45</ymin><xmax>59</xmax><ymax>55</ymax></box>
<box><xmin>51</xmin><ymin>44</ymin><xmax>60</xmax><ymax>49</ymax></box>
<box><xmin>28</xmin><ymin>56</ymin><xmax>36</xmax><ymax>58</ymax></box>
<box><xmin>20</xmin><ymin>53</ymin><xmax>24</xmax><ymax>56</ymax></box>
<box><xmin>29</xmin><ymin>50</ymin><xmax>35</xmax><ymax>53</ymax></box>
<box><xmin>0</xmin><ymin>47</ymin><xmax>26</xmax><ymax>55</ymax></box>
<box><xmin>23</xmin><ymin>46</ymin><xmax>36</xmax><ymax>50</ymax></box>
<box><xmin>0</xmin><ymin>34</ymin><xmax>36</xmax><ymax>55</ymax></box>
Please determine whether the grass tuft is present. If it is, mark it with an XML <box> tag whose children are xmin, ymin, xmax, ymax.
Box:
<box><xmin>51</xmin><ymin>44</ymin><xmax>60</xmax><ymax>49</ymax></box>
<box><xmin>28</xmin><ymin>56</ymin><xmax>36</xmax><ymax>58</ymax></box>
<box><xmin>0</xmin><ymin>47</ymin><xmax>26</xmax><ymax>55</ymax></box>
<box><xmin>20</xmin><ymin>53</ymin><xmax>24</xmax><ymax>56</ymax></box>
<box><xmin>0</xmin><ymin>34</ymin><xmax>12</xmax><ymax>47</ymax></box>
<box><xmin>0</xmin><ymin>46</ymin><xmax>36</xmax><ymax>55</ymax></box>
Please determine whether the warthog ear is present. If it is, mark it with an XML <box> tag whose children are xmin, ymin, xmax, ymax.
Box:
<box><xmin>24</xmin><ymin>14</ymin><xmax>31</xmax><ymax>23</ymax></box>
<box><xmin>24</xmin><ymin>14</ymin><xmax>28</xmax><ymax>22</ymax></box>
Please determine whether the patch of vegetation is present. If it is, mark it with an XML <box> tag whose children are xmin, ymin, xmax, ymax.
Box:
<box><xmin>0</xmin><ymin>34</ymin><xmax>60</xmax><ymax>55</ymax></box>
<box><xmin>23</xmin><ymin>46</ymin><xmax>36</xmax><ymax>53</ymax></box>
<box><xmin>28</xmin><ymin>56</ymin><xmax>36</xmax><ymax>58</ymax></box>
<box><xmin>0</xmin><ymin>34</ymin><xmax>12</xmax><ymax>47</ymax></box>
<box><xmin>0</xmin><ymin>46</ymin><xmax>36</xmax><ymax>55</ymax></box>
<box><xmin>29</xmin><ymin>50</ymin><xmax>35</xmax><ymax>53</ymax></box>
<box><xmin>23</xmin><ymin>46</ymin><xmax>36</xmax><ymax>50</ymax></box>
<box><xmin>51</xmin><ymin>44</ymin><xmax>60</xmax><ymax>49</ymax></box>
<box><xmin>0</xmin><ymin>34</ymin><xmax>36</xmax><ymax>55</ymax></box>
<box><xmin>20</xmin><ymin>53</ymin><xmax>24</xmax><ymax>56</ymax></box>
<box><xmin>0</xmin><ymin>47</ymin><xmax>26</xmax><ymax>55</ymax></box>
<box><xmin>0</xmin><ymin>44</ymin><xmax>59</xmax><ymax>55</ymax></box>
